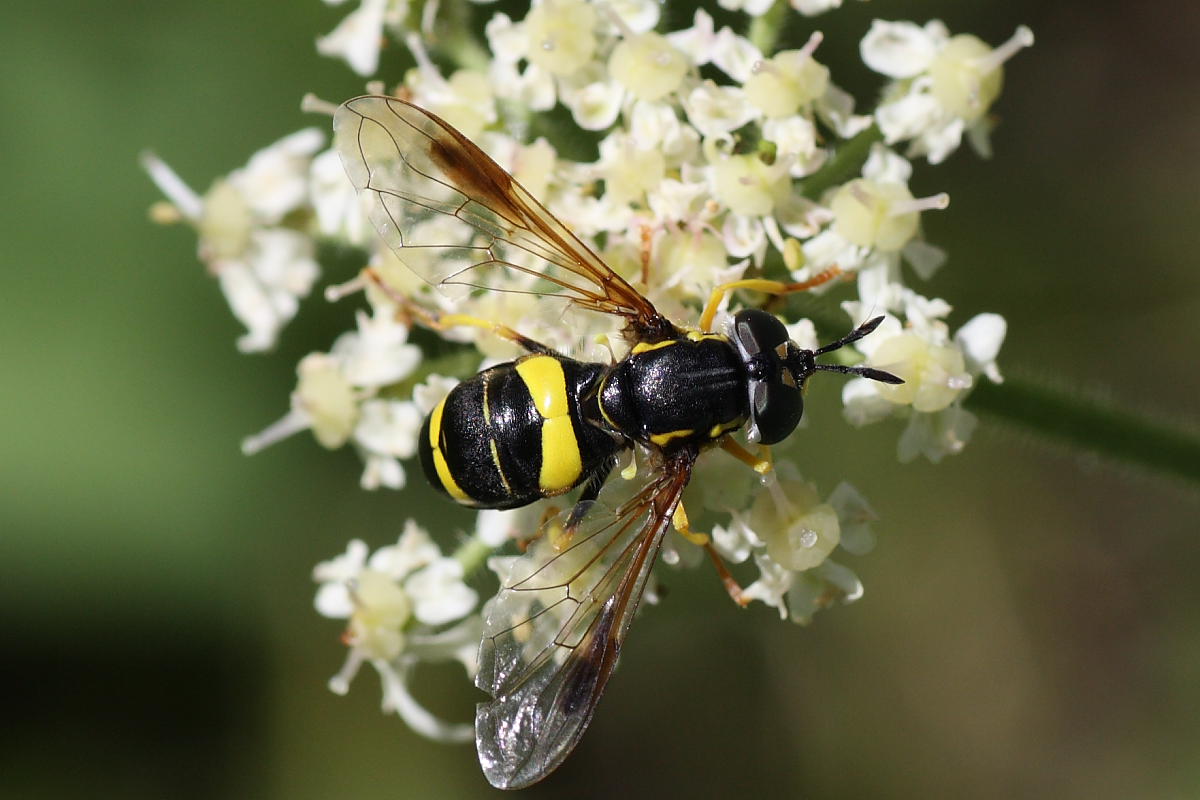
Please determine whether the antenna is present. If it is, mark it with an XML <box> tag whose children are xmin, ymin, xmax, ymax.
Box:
<box><xmin>813</xmin><ymin>363</ymin><xmax>904</xmax><ymax>384</ymax></box>
<box><xmin>811</xmin><ymin>317</ymin><xmax>904</xmax><ymax>385</ymax></box>
<box><xmin>814</xmin><ymin>316</ymin><xmax>885</xmax><ymax>355</ymax></box>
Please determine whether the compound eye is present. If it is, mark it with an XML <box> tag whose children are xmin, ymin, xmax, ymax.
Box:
<box><xmin>733</xmin><ymin>309</ymin><xmax>789</xmax><ymax>356</ymax></box>
<box><xmin>753</xmin><ymin>382</ymin><xmax>803</xmax><ymax>445</ymax></box>
<box><xmin>735</xmin><ymin>309</ymin><xmax>803</xmax><ymax>444</ymax></box>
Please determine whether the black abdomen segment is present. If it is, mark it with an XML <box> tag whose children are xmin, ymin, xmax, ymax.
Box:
<box><xmin>419</xmin><ymin>355</ymin><xmax>620</xmax><ymax>508</ymax></box>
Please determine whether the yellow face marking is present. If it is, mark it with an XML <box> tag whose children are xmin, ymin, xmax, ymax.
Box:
<box><xmin>631</xmin><ymin>339</ymin><xmax>676</xmax><ymax>355</ymax></box>
<box><xmin>650</xmin><ymin>428</ymin><xmax>694</xmax><ymax>446</ymax></box>
<box><xmin>515</xmin><ymin>356</ymin><xmax>569</xmax><ymax>419</ymax></box>
<box><xmin>539</xmin><ymin>417</ymin><xmax>583</xmax><ymax>492</ymax></box>
<box><xmin>428</xmin><ymin>397</ymin><xmax>470</xmax><ymax>502</ymax></box>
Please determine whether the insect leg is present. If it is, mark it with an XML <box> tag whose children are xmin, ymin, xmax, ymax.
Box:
<box><xmin>562</xmin><ymin>453</ymin><xmax>620</xmax><ymax>533</ymax></box>
<box><xmin>364</xmin><ymin>267</ymin><xmax>558</xmax><ymax>355</ymax></box>
<box><xmin>719</xmin><ymin>439</ymin><xmax>773</xmax><ymax>475</ymax></box>
<box><xmin>639</xmin><ymin>224</ymin><xmax>653</xmax><ymax>287</ymax></box>
<box><xmin>520</xmin><ymin>455</ymin><xmax>621</xmax><ymax>553</ymax></box>
<box><xmin>671</xmin><ymin>501</ymin><xmax>751</xmax><ymax>607</ymax></box>
<box><xmin>703</xmin><ymin>540</ymin><xmax>751</xmax><ymax>608</ymax></box>
<box><xmin>698</xmin><ymin>266</ymin><xmax>845</xmax><ymax>331</ymax></box>
<box><xmin>670</xmin><ymin>501</ymin><xmax>709</xmax><ymax>547</ymax></box>
<box><xmin>515</xmin><ymin>504</ymin><xmax>563</xmax><ymax>552</ymax></box>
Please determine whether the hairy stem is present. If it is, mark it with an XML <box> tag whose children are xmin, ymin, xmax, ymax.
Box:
<box><xmin>966</xmin><ymin>378</ymin><xmax>1200</xmax><ymax>484</ymax></box>
<box><xmin>797</xmin><ymin>306</ymin><xmax>1200</xmax><ymax>483</ymax></box>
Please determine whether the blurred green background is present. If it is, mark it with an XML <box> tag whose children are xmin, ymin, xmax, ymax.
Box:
<box><xmin>3</xmin><ymin>0</ymin><xmax>1198</xmax><ymax>798</ymax></box>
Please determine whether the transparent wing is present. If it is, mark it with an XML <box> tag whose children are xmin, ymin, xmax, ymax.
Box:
<box><xmin>474</xmin><ymin>460</ymin><xmax>695</xmax><ymax>789</ymax></box>
<box><xmin>333</xmin><ymin>95</ymin><xmax>666</xmax><ymax>334</ymax></box>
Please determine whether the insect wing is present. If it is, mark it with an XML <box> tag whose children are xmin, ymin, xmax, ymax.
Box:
<box><xmin>333</xmin><ymin>95</ymin><xmax>662</xmax><ymax>328</ymax></box>
<box><xmin>475</xmin><ymin>466</ymin><xmax>693</xmax><ymax>789</ymax></box>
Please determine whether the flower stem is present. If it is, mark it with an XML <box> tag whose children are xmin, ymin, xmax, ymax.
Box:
<box><xmin>453</xmin><ymin>535</ymin><xmax>494</xmax><ymax>578</ymax></box>
<box><xmin>748</xmin><ymin>0</ymin><xmax>790</xmax><ymax>56</ymax></box>
<box><xmin>965</xmin><ymin>377</ymin><xmax>1200</xmax><ymax>484</ymax></box>
<box><xmin>800</xmin><ymin>306</ymin><xmax>1200</xmax><ymax>483</ymax></box>
<box><xmin>801</xmin><ymin>124</ymin><xmax>884</xmax><ymax>200</ymax></box>
<box><xmin>436</xmin><ymin>0</ymin><xmax>492</xmax><ymax>73</ymax></box>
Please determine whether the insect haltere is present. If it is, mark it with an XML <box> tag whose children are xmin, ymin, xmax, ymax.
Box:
<box><xmin>334</xmin><ymin>95</ymin><xmax>902</xmax><ymax>790</ymax></box>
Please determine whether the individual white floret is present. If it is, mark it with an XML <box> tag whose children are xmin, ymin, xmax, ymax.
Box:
<box><xmin>861</xmin><ymin>20</ymin><xmax>1034</xmax><ymax>163</ymax></box>
<box><xmin>317</xmin><ymin>0</ymin><xmax>392</xmax><ymax>77</ymax></box>
<box><xmin>313</xmin><ymin>525</ymin><xmax>479</xmax><ymax>742</ymax></box>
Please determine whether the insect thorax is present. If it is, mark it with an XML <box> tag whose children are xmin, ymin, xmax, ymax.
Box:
<box><xmin>597</xmin><ymin>334</ymin><xmax>749</xmax><ymax>450</ymax></box>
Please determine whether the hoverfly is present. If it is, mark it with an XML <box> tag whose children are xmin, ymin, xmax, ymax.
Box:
<box><xmin>333</xmin><ymin>95</ymin><xmax>901</xmax><ymax>789</ymax></box>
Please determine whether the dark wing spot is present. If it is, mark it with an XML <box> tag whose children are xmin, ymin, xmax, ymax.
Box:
<box><xmin>428</xmin><ymin>135</ymin><xmax>524</xmax><ymax>223</ymax></box>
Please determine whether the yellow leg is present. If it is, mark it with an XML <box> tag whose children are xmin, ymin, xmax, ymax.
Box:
<box><xmin>698</xmin><ymin>266</ymin><xmax>845</xmax><ymax>332</ymax></box>
<box><xmin>364</xmin><ymin>267</ymin><xmax>551</xmax><ymax>353</ymax></box>
<box><xmin>516</xmin><ymin>504</ymin><xmax>564</xmax><ymax>552</ymax></box>
<box><xmin>720</xmin><ymin>439</ymin><xmax>773</xmax><ymax>475</ymax></box>
<box><xmin>671</xmin><ymin>502</ymin><xmax>710</xmax><ymax>547</ymax></box>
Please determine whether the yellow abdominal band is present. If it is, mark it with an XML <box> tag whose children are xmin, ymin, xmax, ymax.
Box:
<box><xmin>428</xmin><ymin>396</ymin><xmax>470</xmax><ymax>502</ymax></box>
<box><xmin>515</xmin><ymin>356</ymin><xmax>583</xmax><ymax>493</ymax></box>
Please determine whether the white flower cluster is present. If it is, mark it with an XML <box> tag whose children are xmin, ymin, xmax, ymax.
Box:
<box><xmin>142</xmin><ymin>130</ymin><xmax>324</xmax><ymax>352</ymax></box>
<box><xmin>144</xmin><ymin>0</ymin><xmax>1031</xmax><ymax>743</ymax></box>
<box><xmin>676</xmin><ymin>454</ymin><xmax>878</xmax><ymax>624</ymax></box>
<box><xmin>717</xmin><ymin>475</ymin><xmax>877</xmax><ymax>624</ymax></box>
<box><xmin>313</xmin><ymin>520</ymin><xmax>481</xmax><ymax>741</ymax></box>
<box><xmin>862</xmin><ymin>20</ymin><xmax>1035</xmax><ymax>164</ymax></box>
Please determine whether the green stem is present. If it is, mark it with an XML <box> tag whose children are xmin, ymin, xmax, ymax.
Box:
<box><xmin>453</xmin><ymin>536</ymin><xmax>494</xmax><ymax>578</ymax></box>
<box><xmin>440</xmin><ymin>26</ymin><xmax>491</xmax><ymax>74</ymax></box>
<box><xmin>435</xmin><ymin>0</ymin><xmax>491</xmax><ymax>73</ymax></box>
<box><xmin>796</xmin><ymin>305</ymin><xmax>1200</xmax><ymax>483</ymax></box>
<box><xmin>965</xmin><ymin>377</ymin><xmax>1200</xmax><ymax>484</ymax></box>
<box><xmin>801</xmin><ymin>124</ymin><xmax>884</xmax><ymax>200</ymax></box>
<box><xmin>749</xmin><ymin>0</ymin><xmax>790</xmax><ymax>55</ymax></box>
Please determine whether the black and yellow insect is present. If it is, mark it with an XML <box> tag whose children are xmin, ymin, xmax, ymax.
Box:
<box><xmin>334</xmin><ymin>95</ymin><xmax>901</xmax><ymax>790</ymax></box>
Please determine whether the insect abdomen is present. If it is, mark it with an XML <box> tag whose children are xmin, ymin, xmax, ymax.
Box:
<box><xmin>419</xmin><ymin>355</ymin><xmax>617</xmax><ymax>508</ymax></box>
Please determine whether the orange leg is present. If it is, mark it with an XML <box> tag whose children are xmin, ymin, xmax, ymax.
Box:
<box><xmin>639</xmin><ymin>224</ymin><xmax>654</xmax><ymax>287</ymax></box>
<box><xmin>671</xmin><ymin>501</ymin><xmax>750</xmax><ymax>607</ymax></box>
<box><xmin>704</xmin><ymin>541</ymin><xmax>750</xmax><ymax>607</ymax></box>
